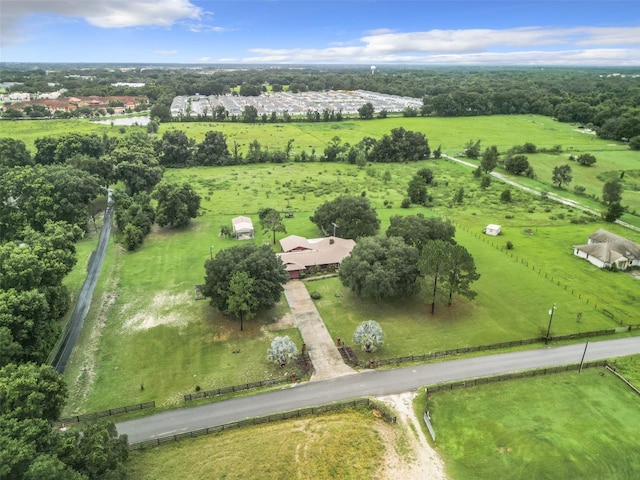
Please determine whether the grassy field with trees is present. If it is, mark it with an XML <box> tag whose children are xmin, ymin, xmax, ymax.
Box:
<box><xmin>61</xmin><ymin>157</ymin><xmax>639</xmax><ymax>412</ymax></box>
<box><xmin>2</xmin><ymin>114</ymin><xmax>639</xmax><ymax>219</ymax></box>
<box><xmin>3</xmin><ymin>114</ymin><xmax>638</xmax><ymax>414</ymax></box>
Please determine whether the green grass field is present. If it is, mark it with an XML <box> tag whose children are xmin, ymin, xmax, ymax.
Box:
<box><xmin>59</xmin><ymin>156</ymin><xmax>640</xmax><ymax>413</ymax></box>
<box><xmin>3</xmin><ymin>114</ymin><xmax>639</xmax><ymax>216</ymax></box>
<box><xmin>126</xmin><ymin>409</ymin><xmax>386</xmax><ymax>480</ymax></box>
<box><xmin>424</xmin><ymin>367</ymin><xmax>640</xmax><ymax>479</ymax></box>
<box><xmin>26</xmin><ymin>114</ymin><xmax>634</xmax><ymax>413</ymax></box>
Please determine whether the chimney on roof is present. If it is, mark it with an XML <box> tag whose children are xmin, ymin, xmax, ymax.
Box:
<box><xmin>329</xmin><ymin>238</ymin><xmax>334</xmax><ymax>245</ymax></box>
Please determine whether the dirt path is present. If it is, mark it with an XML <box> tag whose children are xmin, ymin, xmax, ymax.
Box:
<box><xmin>376</xmin><ymin>392</ymin><xmax>447</xmax><ymax>480</ymax></box>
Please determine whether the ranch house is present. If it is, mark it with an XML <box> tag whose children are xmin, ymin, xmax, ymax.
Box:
<box><xmin>277</xmin><ymin>235</ymin><xmax>356</xmax><ymax>279</ymax></box>
<box><xmin>573</xmin><ymin>229</ymin><xmax>640</xmax><ymax>270</ymax></box>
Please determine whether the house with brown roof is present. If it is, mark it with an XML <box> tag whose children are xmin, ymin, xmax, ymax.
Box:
<box><xmin>277</xmin><ymin>235</ymin><xmax>355</xmax><ymax>279</ymax></box>
<box><xmin>573</xmin><ymin>229</ymin><xmax>640</xmax><ymax>270</ymax></box>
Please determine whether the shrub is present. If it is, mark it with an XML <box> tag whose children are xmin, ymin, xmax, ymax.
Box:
<box><xmin>401</xmin><ymin>197</ymin><xmax>411</xmax><ymax>208</ymax></box>
<box><xmin>577</xmin><ymin>153</ymin><xmax>597</xmax><ymax>166</ymax></box>
<box><xmin>310</xmin><ymin>291</ymin><xmax>322</xmax><ymax>299</ymax></box>
<box><xmin>500</xmin><ymin>189</ymin><xmax>512</xmax><ymax>203</ymax></box>
<box><xmin>506</xmin><ymin>241</ymin><xmax>514</xmax><ymax>250</ymax></box>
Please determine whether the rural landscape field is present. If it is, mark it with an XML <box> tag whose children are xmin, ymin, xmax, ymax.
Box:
<box><xmin>2</xmin><ymin>102</ymin><xmax>640</xmax><ymax>478</ymax></box>
<box><xmin>3</xmin><ymin>3</ymin><xmax>640</xmax><ymax>473</ymax></box>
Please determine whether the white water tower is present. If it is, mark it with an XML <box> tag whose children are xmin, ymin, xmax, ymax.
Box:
<box><xmin>370</xmin><ymin>65</ymin><xmax>376</xmax><ymax>75</ymax></box>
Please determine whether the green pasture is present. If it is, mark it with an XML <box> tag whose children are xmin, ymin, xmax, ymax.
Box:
<box><xmin>309</xmin><ymin>223</ymin><xmax>623</xmax><ymax>361</ymax></box>
<box><xmin>4</xmin><ymin>113</ymin><xmax>638</xmax><ymax>219</ymax></box>
<box><xmin>127</xmin><ymin>409</ymin><xmax>386</xmax><ymax>480</ymax></box>
<box><xmin>62</xmin><ymin>224</ymin><xmax>301</xmax><ymax>414</ymax></box>
<box><xmin>36</xmin><ymin>116</ymin><xmax>636</xmax><ymax>412</ymax></box>
<box><xmin>423</xmin><ymin>367</ymin><xmax>640</xmax><ymax>479</ymax></box>
<box><xmin>59</xmin><ymin>156</ymin><xmax>640</xmax><ymax>412</ymax></box>
<box><xmin>0</xmin><ymin>118</ymin><xmax>143</xmax><ymax>151</ymax></box>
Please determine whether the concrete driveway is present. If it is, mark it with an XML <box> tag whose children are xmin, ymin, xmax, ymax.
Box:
<box><xmin>283</xmin><ymin>280</ymin><xmax>356</xmax><ymax>381</ymax></box>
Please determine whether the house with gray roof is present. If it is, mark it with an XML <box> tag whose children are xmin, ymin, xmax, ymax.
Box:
<box><xmin>573</xmin><ymin>229</ymin><xmax>640</xmax><ymax>270</ymax></box>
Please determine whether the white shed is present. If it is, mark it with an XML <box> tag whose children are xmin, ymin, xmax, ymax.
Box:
<box><xmin>485</xmin><ymin>224</ymin><xmax>502</xmax><ymax>236</ymax></box>
<box><xmin>232</xmin><ymin>216</ymin><xmax>255</xmax><ymax>240</ymax></box>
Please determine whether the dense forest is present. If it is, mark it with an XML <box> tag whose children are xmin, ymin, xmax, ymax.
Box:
<box><xmin>2</xmin><ymin>65</ymin><xmax>640</xmax><ymax>141</ymax></box>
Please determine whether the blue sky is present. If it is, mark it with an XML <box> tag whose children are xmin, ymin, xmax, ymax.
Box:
<box><xmin>1</xmin><ymin>1</ymin><xmax>639</xmax><ymax>65</ymax></box>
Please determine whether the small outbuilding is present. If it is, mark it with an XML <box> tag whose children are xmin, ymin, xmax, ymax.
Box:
<box><xmin>484</xmin><ymin>224</ymin><xmax>502</xmax><ymax>236</ymax></box>
<box><xmin>231</xmin><ymin>216</ymin><xmax>254</xmax><ymax>240</ymax></box>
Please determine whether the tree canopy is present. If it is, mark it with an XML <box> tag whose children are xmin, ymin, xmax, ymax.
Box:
<box><xmin>0</xmin><ymin>363</ymin><xmax>129</xmax><ymax>480</ymax></box>
<box><xmin>203</xmin><ymin>244</ymin><xmax>288</xmax><ymax>324</ymax></box>
<box><xmin>152</xmin><ymin>182</ymin><xmax>200</xmax><ymax>228</ymax></box>
<box><xmin>339</xmin><ymin>236</ymin><xmax>420</xmax><ymax>300</ymax></box>
<box><xmin>552</xmin><ymin>165</ymin><xmax>572</xmax><ymax>188</ymax></box>
<box><xmin>310</xmin><ymin>195</ymin><xmax>380</xmax><ymax>239</ymax></box>
<box><xmin>386</xmin><ymin>214</ymin><xmax>455</xmax><ymax>252</ymax></box>
<box><xmin>259</xmin><ymin>208</ymin><xmax>287</xmax><ymax>244</ymax></box>
<box><xmin>419</xmin><ymin>240</ymin><xmax>480</xmax><ymax>313</ymax></box>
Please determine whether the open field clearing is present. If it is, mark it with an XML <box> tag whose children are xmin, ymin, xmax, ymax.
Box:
<box><xmin>424</xmin><ymin>367</ymin><xmax>640</xmax><ymax>479</ymax></box>
<box><xmin>3</xmin><ymin>114</ymin><xmax>638</xmax><ymax>217</ymax></box>
<box><xmin>126</xmin><ymin>408</ymin><xmax>435</xmax><ymax>480</ymax></box>
<box><xmin>42</xmin><ymin>115</ymin><xmax>639</xmax><ymax>413</ymax></box>
<box><xmin>62</xmin><ymin>232</ymin><xmax>301</xmax><ymax>414</ymax></box>
<box><xmin>62</xmin><ymin>158</ymin><xmax>639</xmax><ymax>413</ymax></box>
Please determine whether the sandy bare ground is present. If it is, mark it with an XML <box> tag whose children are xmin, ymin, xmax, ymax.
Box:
<box><xmin>375</xmin><ymin>392</ymin><xmax>447</xmax><ymax>480</ymax></box>
<box><xmin>123</xmin><ymin>291</ymin><xmax>191</xmax><ymax>331</ymax></box>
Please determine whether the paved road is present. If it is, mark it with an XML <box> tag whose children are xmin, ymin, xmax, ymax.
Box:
<box><xmin>51</xmin><ymin>192</ymin><xmax>113</xmax><ymax>373</ymax></box>
<box><xmin>117</xmin><ymin>336</ymin><xmax>640</xmax><ymax>444</ymax></box>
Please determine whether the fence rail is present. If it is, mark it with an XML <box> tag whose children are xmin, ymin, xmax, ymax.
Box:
<box><xmin>361</xmin><ymin>328</ymin><xmax>631</xmax><ymax>369</ymax></box>
<box><xmin>606</xmin><ymin>366</ymin><xmax>640</xmax><ymax>397</ymax></box>
<box><xmin>129</xmin><ymin>398</ymin><xmax>383</xmax><ymax>450</ymax></box>
<box><xmin>424</xmin><ymin>361</ymin><xmax>607</xmax><ymax>394</ymax></box>
<box><xmin>184</xmin><ymin>354</ymin><xmax>312</xmax><ymax>402</ymax></box>
<box><xmin>51</xmin><ymin>401</ymin><xmax>156</xmax><ymax>427</ymax></box>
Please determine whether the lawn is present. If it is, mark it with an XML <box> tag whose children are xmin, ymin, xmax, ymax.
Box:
<box><xmin>60</xmin><ymin>157</ymin><xmax>640</xmax><ymax>413</ymax></box>
<box><xmin>423</xmin><ymin>367</ymin><xmax>640</xmax><ymax>479</ymax></box>
<box><xmin>126</xmin><ymin>409</ymin><xmax>386</xmax><ymax>480</ymax></box>
<box><xmin>62</xmin><ymin>225</ymin><xmax>301</xmax><ymax>414</ymax></box>
<box><xmin>46</xmin><ymin>116</ymin><xmax>639</xmax><ymax>413</ymax></box>
<box><xmin>309</xmin><ymin>222</ymin><xmax>623</xmax><ymax>362</ymax></box>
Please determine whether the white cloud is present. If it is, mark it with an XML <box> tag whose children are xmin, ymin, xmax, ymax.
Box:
<box><xmin>1</xmin><ymin>0</ymin><xmax>203</xmax><ymax>47</ymax></box>
<box><xmin>154</xmin><ymin>49</ymin><xmax>178</xmax><ymax>55</ymax></box>
<box><xmin>243</xmin><ymin>26</ymin><xmax>640</xmax><ymax>65</ymax></box>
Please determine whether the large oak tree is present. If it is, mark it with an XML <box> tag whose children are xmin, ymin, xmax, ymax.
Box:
<box><xmin>203</xmin><ymin>244</ymin><xmax>288</xmax><ymax>329</ymax></box>
<box><xmin>339</xmin><ymin>236</ymin><xmax>420</xmax><ymax>300</ymax></box>
<box><xmin>310</xmin><ymin>195</ymin><xmax>380</xmax><ymax>239</ymax></box>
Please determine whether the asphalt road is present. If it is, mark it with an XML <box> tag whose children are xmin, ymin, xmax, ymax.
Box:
<box><xmin>51</xmin><ymin>194</ymin><xmax>113</xmax><ymax>374</ymax></box>
<box><xmin>117</xmin><ymin>336</ymin><xmax>640</xmax><ymax>444</ymax></box>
